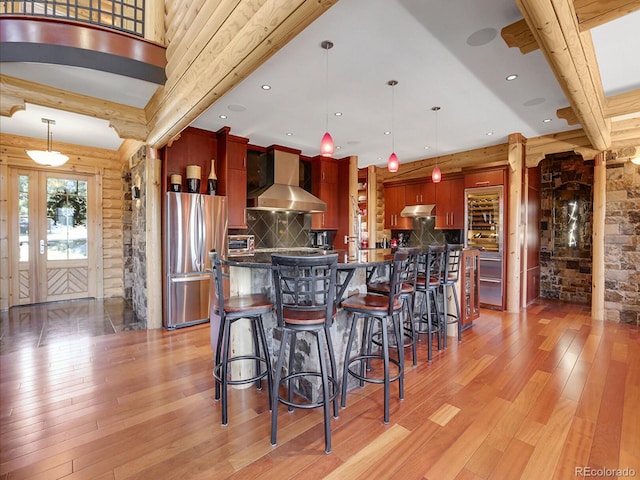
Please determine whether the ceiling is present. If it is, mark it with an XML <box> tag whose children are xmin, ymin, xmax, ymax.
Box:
<box><xmin>1</xmin><ymin>0</ymin><xmax>639</xmax><ymax>169</ymax></box>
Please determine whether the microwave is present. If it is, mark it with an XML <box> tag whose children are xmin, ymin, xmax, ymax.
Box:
<box><xmin>228</xmin><ymin>234</ymin><xmax>255</xmax><ymax>256</ymax></box>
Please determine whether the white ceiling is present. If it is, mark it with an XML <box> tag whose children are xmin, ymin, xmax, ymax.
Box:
<box><xmin>1</xmin><ymin>0</ymin><xmax>639</xmax><ymax>168</ymax></box>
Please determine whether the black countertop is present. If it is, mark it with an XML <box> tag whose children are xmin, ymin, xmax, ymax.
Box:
<box><xmin>225</xmin><ymin>248</ymin><xmax>393</xmax><ymax>269</ymax></box>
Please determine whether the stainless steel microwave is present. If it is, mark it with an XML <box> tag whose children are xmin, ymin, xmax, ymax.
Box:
<box><xmin>228</xmin><ymin>234</ymin><xmax>255</xmax><ymax>256</ymax></box>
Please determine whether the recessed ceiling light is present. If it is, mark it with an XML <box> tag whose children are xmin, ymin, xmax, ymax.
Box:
<box><xmin>219</xmin><ymin>114</ymin><xmax>227</xmax><ymax>119</ymax></box>
<box><xmin>506</xmin><ymin>74</ymin><xmax>518</xmax><ymax>81</ymax></box>
<box><xmin>424</xmin><ymin>146</ymin><xmax>431</xmax><ymax>150</ymax></box>
<box><xmin>334</xmin><ymin>112</ymin><xmax>342</xmax><ymax>116</ymax></box>
<box><xmin>384</xmin><ymin>131</ymin><xmax>391</xmax><ymax>135</ymax></box>
<box><xmin>543</xmin><ymin>118</ymin><xmax>552</xmax><ymax>123</ymax></box>
<box><xmin>285</xmin><ymin>132</ymin><xmax>293</xmax><ymax>136</ymax></box>
<box><xmin>261</xmin><ymin>84</ymin><xmax>271</xmax><ymax>90</ymax></box>
<box><xmin>336</xmin><ymin>145</ymin><xmax>342</xmax><ymax>150</ymax></box>
<box><xmin>486</xmin><ymin>132</ymin><xmax>494</xmax><ymax>136</ymax></box>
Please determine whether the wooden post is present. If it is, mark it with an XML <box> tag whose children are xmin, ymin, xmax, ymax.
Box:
<box><xmin>507</xmin><ymin>133</ymin><xmax>525</xmax><ymax>312</ymax></box>
<box><xmin>146</xmin><ymin>147</ymin><xmax>163</xmax><ymax>329</ymax></box>
<box><xmin>591</xmin><ymin>152</ymin><xmax>606</xmax><ymax>320</ymax></box>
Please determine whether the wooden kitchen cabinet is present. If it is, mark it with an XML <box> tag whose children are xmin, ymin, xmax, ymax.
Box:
<box><xmin>312</xmin><ymin>156</ymin><xmax>339</xmax><ymax>229</ymax></box>
<box><xmin>383</xmin><ymin>184</ymin><xmax>412</xmax><ymax>230</ymax></box>
<box><xmin>435</xmin><ymin>177</ymin><xmax>464</xmax><ymax>229</ymax></box>
<box><xmin>404</xmin><ymin>180</ymin><xmax>435</xmax><ymax>205</ymax></box>
<box><xmin>217</xmin><ymin>128</ymin><xmax>248</xmax><ymax>229</ymax></box>
<box><xmin>464</xmin><ymin>167</ymin><xmax>507</xmax><ymax>189</ymax></box>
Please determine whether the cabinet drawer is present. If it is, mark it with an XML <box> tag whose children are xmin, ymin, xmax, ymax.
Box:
<box><xmin>465</xmin><ymin>170</ymin><xmax>504</xmax><ymax>188</ymax></box>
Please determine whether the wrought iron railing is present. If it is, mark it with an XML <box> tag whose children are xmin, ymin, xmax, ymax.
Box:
<box><xmin>0</xmin><ymin>0</ymin><xmax>145</xmax><ymax>37</ymax></box>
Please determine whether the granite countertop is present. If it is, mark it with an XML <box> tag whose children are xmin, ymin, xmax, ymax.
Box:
<box><xmin>225</xmin><ymin>248</ymin><xmax>393</xmax><ymax>268</ymax></box>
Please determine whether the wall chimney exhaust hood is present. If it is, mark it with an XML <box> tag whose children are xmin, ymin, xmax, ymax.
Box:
<box><xmin>401</xmin><ymin>204</ymin><xmax>435</xmax><ymax>217</ymax></box>
<box><xmin>247</xmin><ymin>147</ymin><xmax>327</xmax><ymax>213</ymax></box>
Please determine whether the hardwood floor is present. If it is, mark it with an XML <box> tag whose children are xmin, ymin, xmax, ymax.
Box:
<box><xmin>1</xmin><ymin>299</ymin><xmax>638</xmax><ymax>479</ymax></box>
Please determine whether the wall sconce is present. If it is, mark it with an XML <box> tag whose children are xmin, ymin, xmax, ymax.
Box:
<box><xmin>132</xmin><ymin>185</ymin><xmax>141</xmax><ymax>199</ymax></box>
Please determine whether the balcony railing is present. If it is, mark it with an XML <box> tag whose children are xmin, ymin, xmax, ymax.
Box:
<box><xmin>0</xmin><ymin>0</ymin><xmax>144</xmax><ymax>37</ymax></box>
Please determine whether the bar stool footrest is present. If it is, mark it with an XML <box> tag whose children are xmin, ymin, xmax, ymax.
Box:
<box><xmin>345</xmin><ymin>355</ymin><xmax>403</xmax><ymax>384</ymax></box>
<box><xmin>276</xmin><ymin>371</ymin><xmax>339</xmax><ymax>410</ymax></box>
<box><xmin>213</xmin><ymin>355</ymin><xmax>270</xmax><ymax>386</ymax></box>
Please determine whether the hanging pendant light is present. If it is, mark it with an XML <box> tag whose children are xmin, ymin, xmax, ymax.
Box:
<box><xmin>387</xmin><ymin>80</ymin><xmax>399</xmax><ymax>172</ymax></box>
<box><xmin>320</xmin><ymin>40</ymin><xmax>334</xmax><ymax>157</ymax></box>
<box><xmin>26</xmin><ymin>118</ymin><xmax>69</xmax><ymax>167</ymax></box>
<box><xmin>431</xmin><ymin>106</ymin><xmax>441</xmax><ymax>183</ymax></box>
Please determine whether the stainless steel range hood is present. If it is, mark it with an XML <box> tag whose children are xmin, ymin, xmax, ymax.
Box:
<box><xmin>247</xmin><ymin>148</ymin><xmax>327</xmax><ymax>213</ymax></box>
<box><xmin>401</xmin><ymin>204</ymin><xmax>436</xmax><ymax>217</ymax></box>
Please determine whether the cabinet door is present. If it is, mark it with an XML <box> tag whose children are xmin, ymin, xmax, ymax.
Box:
<box><xmin>435</xmin><ymin>178</ymin><xmax>464</xmax><ymax>229</ymax></box>
<box><xmin>434</xmin><ymin>181</ymin><xmax>451</xmax><ymax>229</ymax></box>
<box><xmin>226</xmin><ymin>140</ymin><xmax>247</xmax><ymax>229</ymax></box>
<box><xmin>405</xmin><ymin>182</ymin><xmax>434</xmax><ymax>205</ymax></box>
<box><xmin>312</xmin><ymin>158</ymin><xmax>338</xmax><ymax>229</ymax></box>
<box><xmin>383</xmin><ymin>185</ymin><xmax>412</xmax><ymax>230</ymax></box>
<box><xmin>449</xmin><ymin>178</ymin><xmax>464</xmax><ymax>229</ymax></box>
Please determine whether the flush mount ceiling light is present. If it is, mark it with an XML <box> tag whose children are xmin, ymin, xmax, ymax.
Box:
<box><xmin>631</xmin><ymin>157</ymin><xmax>640</xmax><ymax>165</ymax></box>
<box><xmin>25</xmin><ymin>118</ymin><xmax>69</xmax><ymax>167</ymax></box>
<box><xmin>387</xmin><ymin>80</ymin><xmax>399</xmax><ymax>173</ymax></box>
<box><xmin>320</xmin><ymin>40</ymin><xmax>335</xmax><ymax>157</ymax></box>
<box><xmin>431</xmin><ymin>106</ymin><xmax>442</xmax><ymax>183</ymax></box>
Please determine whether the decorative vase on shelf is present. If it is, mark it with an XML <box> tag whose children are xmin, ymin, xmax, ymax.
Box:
<box><xmin>207</xmin><ymin>159</ymin><xmax>218</xmax><ymax>195</ymax></box>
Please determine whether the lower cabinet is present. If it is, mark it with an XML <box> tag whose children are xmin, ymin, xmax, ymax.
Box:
<box><xmin>460</xmin><ymin>249</ymin><xmax>480</xmax><ymax>329</ymax></box>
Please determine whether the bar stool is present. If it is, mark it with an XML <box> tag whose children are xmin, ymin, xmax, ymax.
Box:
<box><xmin>270</xmin><ymin>253</ymin><xmax>339</xmax><ymax>454</ymax></box>
<box><xmin>414</xmin><ymin>244</ymin><xmax>445</xmax><ymax>361</ymax></box>
<box><xmin>367</xmin><ymin>247</ymin><xmax>420</xmax><ymax>365</ymax></box>
<box><xmin>441</xmin><ymin>244</ymin><xmax>463</xmax><ymax>348</ymax></box>
<box><xmin>341</xmin><ymin>251</ymin><xmax>408</xmax><ymax>424</ymax></box>
<box><xmin>209</xmin><ymin>251</ymin><xmax>274</xmax><ymax>426</ymax></box>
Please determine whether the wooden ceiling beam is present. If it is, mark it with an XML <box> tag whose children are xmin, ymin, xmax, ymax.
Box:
<box><xmin>502</xmin><ymin>1</ymin><xmax>640</xmax><ymax>52</ymax></box>
<box><xmin>516</xmin><ymin>0</ymin><xmax>611</xmax><ymax>151</ymax></box>
<box><xmin>558</xmin><ymin>89</ymin><xmax>640</xmax><ymax>124</ymax></box>
<box><xmin>574</xmin><ymin>0</ymin><xmax>640</xmax><ymax>31</ymax></box>
<box><xmin>0</xmin><ymin>74</ymin><xmax>148</xmax><ymax>141</ymax></box>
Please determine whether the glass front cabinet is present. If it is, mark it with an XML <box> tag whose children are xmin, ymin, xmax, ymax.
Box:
<box><xmin>461</xmin><ymin>248</ymin><xmax>480</xmax><ymax>329</ymax></box>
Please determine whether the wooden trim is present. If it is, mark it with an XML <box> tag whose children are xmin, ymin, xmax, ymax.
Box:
<box><xmin>0</xmin><ymin>17</ymin><xmax>166</xmax><ymax>67</ymax></box>
<box><xmin>1</xmin><ymin>75</ymin><xmax>149</xmax><ymax>141</ymax></box>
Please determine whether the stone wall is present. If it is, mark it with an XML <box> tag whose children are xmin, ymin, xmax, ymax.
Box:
<box><xmin>129</xmin><ymin>148</ymin><xmax>148</xmax><ymax>325</ymax></box>
<box><xmin>539</xmin><ymin>153</ymin><xmax>594</xmax><ymax>304</ymax></box>
<box><xmin>121</xmin><ymin>166</ymin><xmax>133</xmax><ymax>302</ymax></box>
<box><xmin>604</xmin><ymin>160</ymin><xmax>640</xmax><ymax>325</ymax></box>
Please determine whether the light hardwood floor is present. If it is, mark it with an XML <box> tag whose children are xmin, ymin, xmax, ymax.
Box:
<box><xmin>1</xmin><ymin>300</ymin><xmax>638</xmax><ymax>479</ymax></box>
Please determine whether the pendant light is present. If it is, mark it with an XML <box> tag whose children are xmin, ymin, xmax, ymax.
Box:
<box><xmin>431</xmin><ymin>106</ymin><xmax>442</xmax><ymax>183</ymax></box>
<box><xmin>387</xmin><ymin>80</ymin><xmax>399</xmax><ymax>172</ymax></box>
<box><xmin>320</xmin><ymin>40</ymin><xmax>334</xmax><ymax>157</ymax></box>
<box><xmin>26</xmin><ymin>118</ymin><xmax>69</xmax><ymax>167</ymax></box>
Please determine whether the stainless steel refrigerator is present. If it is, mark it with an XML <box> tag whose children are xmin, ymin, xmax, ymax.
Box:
<box><xmin>164</xmin><ymin>192</ymin><xmax>228</xmax><ymax>329</ymax></box>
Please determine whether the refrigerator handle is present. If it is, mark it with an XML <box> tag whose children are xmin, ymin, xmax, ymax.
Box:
<box><xmin>198</xmin><ymin>196</ymin><xmax>205</xmax><ymax>271</ymax></box>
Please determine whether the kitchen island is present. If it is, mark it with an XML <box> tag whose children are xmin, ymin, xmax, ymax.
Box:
<box><xmin>215</xmin><ymin>248</ymin><xmax>393</xmax><ymax>401</ymax></box>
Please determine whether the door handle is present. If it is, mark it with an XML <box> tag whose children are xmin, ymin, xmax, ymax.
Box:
<box><xmin>40</xmin><ymin>239</ymin><xmax>45</xmax><ymax>255</ymax></box>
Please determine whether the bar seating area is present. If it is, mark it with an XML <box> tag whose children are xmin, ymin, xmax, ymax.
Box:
<box><xmin>231</xmin><ymin>245</ymin><xmax>469</xmax><ymax>451</ymax></box>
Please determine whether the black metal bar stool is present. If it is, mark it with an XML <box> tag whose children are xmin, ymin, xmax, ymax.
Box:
<box><xmin>270</xmin><ymin>253</ymin><xmax>339</xmax><ymax>454</ymax></box>
<box><xmin>340</xmin><ymin>251</ymin><xmax>408</xmax><ymax>424</ymax></box>
<box><xmin>440</xmin><ymin>244</ymin><xmax>463</xmax><ymax>348</ymax></box>
<box><xmin>414</xmin><ymin>244</ymin><xmax>445</xmax><ymax>361</ymax></box>
<box><xmin>367</xmin><ymin>246</ymin><xmax>420</xmax><ymax>365</ymax></box>
<box><xmin>209</xmin><ymin>251</ymin><xmax>274</xmax><ymax>426</ymax></box>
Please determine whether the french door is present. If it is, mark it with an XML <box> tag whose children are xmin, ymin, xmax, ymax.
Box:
<box><xmin>10</xmin><ymin>168</ymin><xmax>97</xmax><ymax>306</ymax></box>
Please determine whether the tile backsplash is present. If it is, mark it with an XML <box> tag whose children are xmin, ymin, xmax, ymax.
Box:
<box><xmin>239</xmin><ymin>210</ymin><xmax>311</xmax><ymax>249</ymax></box>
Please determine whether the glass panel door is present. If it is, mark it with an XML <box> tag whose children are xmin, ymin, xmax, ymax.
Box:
<box><xmin>10</xmin><ymin>169</ymin><xmax>96</xmax><ymax>306</ymax></box>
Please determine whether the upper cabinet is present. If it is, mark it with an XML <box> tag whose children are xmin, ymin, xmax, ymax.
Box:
<box><xmin>312</xmin><ymin>156</ymin><xmax>339</xmax><ymax>230</ymax></box>
<box><xmin>217</xmin><ymin>127</ymin><xmax>248</xmax><ymax>229</ymax></box>
<box><xmin>464</xmin><ymin>167</ymin><xmax>507</xmax><ymax>189</ymax></box>
<box><xmin>404</xmin><ymin>180</ymin><xmax>435</xmax><ymax>205</ymax></box>
<box><xmin>162</xmin><ymin>127</ymin><xmax>217</xmax><ymax>194</ymax></box>
<box><xmin>434</xmin><ymin>177</ymin><xmax>464</xmax><ymax>229</ymax></box>
<box><xmin>384</xmin><ymin>184</ymin><xmax>413</xmax><ymax>230</ymax></box>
